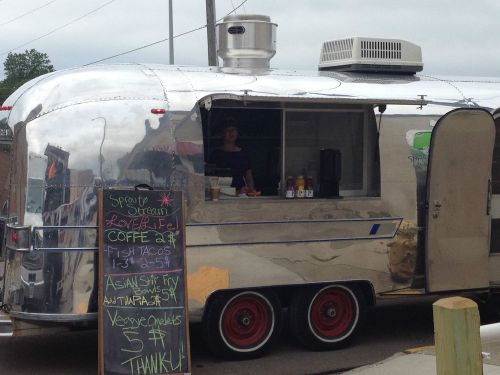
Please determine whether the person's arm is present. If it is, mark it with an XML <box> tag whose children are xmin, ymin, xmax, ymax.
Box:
<box><xmin>244</xmin><ymin>169</ymin><xmax>255</xmax><ymax>192</ymax></box>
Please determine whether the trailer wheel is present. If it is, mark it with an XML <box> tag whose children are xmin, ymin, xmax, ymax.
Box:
<box><xmin>202</xmin><ymin>291</ymin><xmax>281</xmax><ymax>360</ymax></box>
<box><xmin>289</xmin><ymin>284</ymin><xmax>365</xmax><ymax>350</ymax></box>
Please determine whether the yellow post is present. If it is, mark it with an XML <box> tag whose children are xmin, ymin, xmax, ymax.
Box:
<box><xmin>433</xmin><ymin>297</ymin><xmax>483</xmax><ymax>375</ymax></box>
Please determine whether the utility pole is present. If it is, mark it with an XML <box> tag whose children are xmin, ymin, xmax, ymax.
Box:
<box><xmin>169</xmin><ymin>0</ymin><xmax>174</xmax><ymax>64</ymax></box>
<box><xmin>206</xmin><ymin>0</ymin><xmax>218</xmax><ymax>66</ymax></box>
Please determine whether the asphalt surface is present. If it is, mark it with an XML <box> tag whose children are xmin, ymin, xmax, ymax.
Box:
<box><xmin>191</xmin><ymin>296</ymin><xmax>438</xmax><ymax>375</ymax></box>
<box><xmin>0</xmin><ymin>296</ymin><xmax>445</xmax><ymax>375</ymax></box>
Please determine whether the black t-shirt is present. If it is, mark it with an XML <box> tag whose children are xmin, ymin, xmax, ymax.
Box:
<box><xmin>209</xmin><ymin>149</ymin><xmax>251</xmax><ymax>190</ymax></box>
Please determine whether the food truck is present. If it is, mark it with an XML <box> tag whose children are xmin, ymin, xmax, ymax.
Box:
<box><xmin>0</xmin><ymin>14</ymin><xmax>500</xmax><ymax>359</ymax></box>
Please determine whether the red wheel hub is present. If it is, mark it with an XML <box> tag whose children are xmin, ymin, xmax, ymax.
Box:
<box><xmin>309</xmin><ymin>288</ymin><xmax>354</xmax><ymax>338</ymax></box>
<box><xmin>221</xmin><ymin>293</ymin><xmax>272</xmax><ymax>349</ymax></box>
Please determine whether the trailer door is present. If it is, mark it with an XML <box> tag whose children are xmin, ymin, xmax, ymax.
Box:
<box><xmin>426</xmin><ymin>108</ymin><xmax>495</xmax><ymax>292</ymax></box>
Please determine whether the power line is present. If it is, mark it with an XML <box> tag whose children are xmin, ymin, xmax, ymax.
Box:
<box><xmin>230</xmin><ymin>0</ymin><xmax>237</xmax><ymax>14</ymax></box>
<box><xmin>228</xmin><ymin>0</ymin><xmax>247</xmax><ymax>15</ymax></box>
<box><xmin>83</xmin><ymin>25</ymin><xmax>208</xmax><ymax>66</ymax></box>
<box><xmin>84</xmin><ymin>0</ymin><xmax>248</xmax><ymax>66</ymax></box>
<box><xmin>217</xmin><ymin>0</ymin><xmax>247</xmax><ymax>22</ymax></box>
<box><xmin>0</xmin><ymin>0</ymin><xmax>59</xmax><ymax>28</ymax></box>
<box><xmin>0</xmin><ymin>0</ymin><xmax>116</xmax><ymax>56</ymax></box>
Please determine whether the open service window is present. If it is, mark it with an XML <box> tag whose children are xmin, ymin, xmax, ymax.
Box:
<box><xmin>201</xmin><ymin>101</ymin><xmax>282</xmax><ymax>198</ymax></box>
<box><xmin>283</xmin><ymin>106</ymin><xmax>380</xmax><ymax>197</ymax></box>
<box><xmin>201</xmin><ymin>100</ymin><xmax>380</xmax><ymax>200</ymax></box>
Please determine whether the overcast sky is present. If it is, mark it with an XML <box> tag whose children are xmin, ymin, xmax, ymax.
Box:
<box><xmin>0</xmin><ymin>0</ymin><xmax>499</xmax><ymax>80</ymax></box>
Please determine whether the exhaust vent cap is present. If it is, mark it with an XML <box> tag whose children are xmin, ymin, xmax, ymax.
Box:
<box><xmin>217</xmin><ymin>14</ymin><xmax>277</xmax><ymax>69</ymax></box>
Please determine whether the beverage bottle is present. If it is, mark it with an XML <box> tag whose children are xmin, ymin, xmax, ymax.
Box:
<box><xmin>295</xmin><ymin>175</ymin><xmax>305</xmax><ymax>198</ymax></box>
<box><xmin>306</xmin><ymin>176</ymin><xmax>314</xmax><ymax>198</ymax></box>
<box><xmin>285</xmin><ymin>176</ymin><xmax>295</xmax><ymax>199</ymax></box>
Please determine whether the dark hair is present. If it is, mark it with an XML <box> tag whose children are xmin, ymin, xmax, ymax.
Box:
<box><xmin>223</xmin><ymin>117</ymin><xmax>238</xmax><ymax>130</ymax></box>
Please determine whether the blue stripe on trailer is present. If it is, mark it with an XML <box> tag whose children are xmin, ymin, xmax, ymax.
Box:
<box><xmin>369</xmin><ymin>223</ymin><xmax>381</xmax><ymax>235</ymax></box>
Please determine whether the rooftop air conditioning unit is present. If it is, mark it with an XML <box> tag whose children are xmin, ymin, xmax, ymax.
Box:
<box><xmin>318</xmin><ymin>37</ymin><xmax>423</xmax><ymax>74</ymax></box>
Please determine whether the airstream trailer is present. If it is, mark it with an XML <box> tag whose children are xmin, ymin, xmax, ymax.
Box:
<box><xmin>1</xmin><ymin>14</ymin><xmax>500</xmax><ymax>359</ymax></box>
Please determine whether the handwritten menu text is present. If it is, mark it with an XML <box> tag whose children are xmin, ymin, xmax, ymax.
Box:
<box><xmin>99</xmin><ymin>190</ymin><xmax>190</xmax><ymax>375</ymax></box>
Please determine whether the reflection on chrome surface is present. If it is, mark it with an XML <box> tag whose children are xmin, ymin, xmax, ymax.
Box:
<box><xmin>3</xmin><ymin>63</ymin><xmax>500</xmax><ymax>321</ymax></box>
<box><xmin>4</xmin><ymin>82</ymin><xmax>203</xmax><ymax>317</ymax></box>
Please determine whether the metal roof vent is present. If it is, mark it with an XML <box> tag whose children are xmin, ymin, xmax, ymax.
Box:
<box><xmin>319</xmin><ymin>37</ymin><xmax>423</xmax><ymax>74</ymax></box>
<box><xmin>217</xmin><ymin>14</ymin><xmax>277</xmax><ymax>69</ymax></box>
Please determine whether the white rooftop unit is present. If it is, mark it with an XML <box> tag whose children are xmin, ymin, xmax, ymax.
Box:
<box><xmin>319</xmin><ymin>37</ymin><xmax>423</xmax><ymax>74</ymax></box>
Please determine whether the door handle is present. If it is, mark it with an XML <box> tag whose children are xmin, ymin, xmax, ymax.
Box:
<box><xmin>487</xmin><ymin>179</ymin><xmax>492</xmax><ymax>216</ymax></box>
<box><xmin>432</xmin><ymin>200</ymin><xmax>442</xmax><ymax>219</ymax></box>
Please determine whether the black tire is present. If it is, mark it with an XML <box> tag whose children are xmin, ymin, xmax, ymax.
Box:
<box><xmin>288</xmin><ymin>284</ymin><xmax>365</xmax><ymax>350</ymax></box>
<box><xmin>202</xmin><ymin>290</ymin><xmax>282</xmax><ymax>360</ymax></box>
<box><xmin>478</xmin><ymin>293</ymin><xmax>500</xmax><ymax>324</ymax></box>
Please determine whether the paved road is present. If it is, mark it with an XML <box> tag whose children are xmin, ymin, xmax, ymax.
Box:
<box><xmin>191</xmin><ymin>297</ymin><xmax>438</xmax><ymax>375</ymax></box>
<box><xmin>0</xmin><ymin>296</ymin><xmax>450</xmax><ymax>375</ymax></box>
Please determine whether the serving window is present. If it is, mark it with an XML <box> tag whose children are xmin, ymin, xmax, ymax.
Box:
<box><xmin>285</xmin><ymin>110</ymin><xmax>365</xmax><ymax>194</ymax></box>
<box><xmin>201</xmin><ymin>100</ymin><xmax>380</xmax><ymax>200</ymax></box>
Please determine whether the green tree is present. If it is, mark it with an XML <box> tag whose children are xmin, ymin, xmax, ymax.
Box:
<box><xmin>0</xmin><ymin>49</ymin><xmax>54</xmax><ymax>103</ymax></box>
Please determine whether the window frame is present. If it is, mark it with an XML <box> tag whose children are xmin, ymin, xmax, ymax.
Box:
<box><xmin>282</xmin><ymin>107</ymin><xmax>372</xmax><ymax>197</ymax></box>
<box><xmin>201</xmin><ymin>99</ymin><xmax>379</xmax><ymax>199</ymax></box>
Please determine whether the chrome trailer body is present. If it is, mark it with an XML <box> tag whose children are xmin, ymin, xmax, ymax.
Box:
<box><xmin>0</xmin><ymin>63</ymin><xmax>499</xmax><ymax>334</ymax></box>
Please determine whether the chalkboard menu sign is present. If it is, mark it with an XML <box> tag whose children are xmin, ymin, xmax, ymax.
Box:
<box><xmin>98</xmin><ymin>189</ymin><xmax>190</xmax><ymax>375</ymax></box>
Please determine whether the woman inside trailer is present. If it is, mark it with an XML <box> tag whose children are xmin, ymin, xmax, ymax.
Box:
<box><xmin>208</xmin><ymin>118</ymin><xmax>257</xmax><ymax>195</ymax></box>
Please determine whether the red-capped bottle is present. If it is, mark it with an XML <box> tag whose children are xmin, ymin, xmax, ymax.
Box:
<box><xmin>285</xmin><ymin>176</ymin><xmax>295</xmax><ymax>199</ymax></box>
<box><xmin>306</xmin><ymin>176</ymin><xmax>314</xmax><ymax>198</ymax></box>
